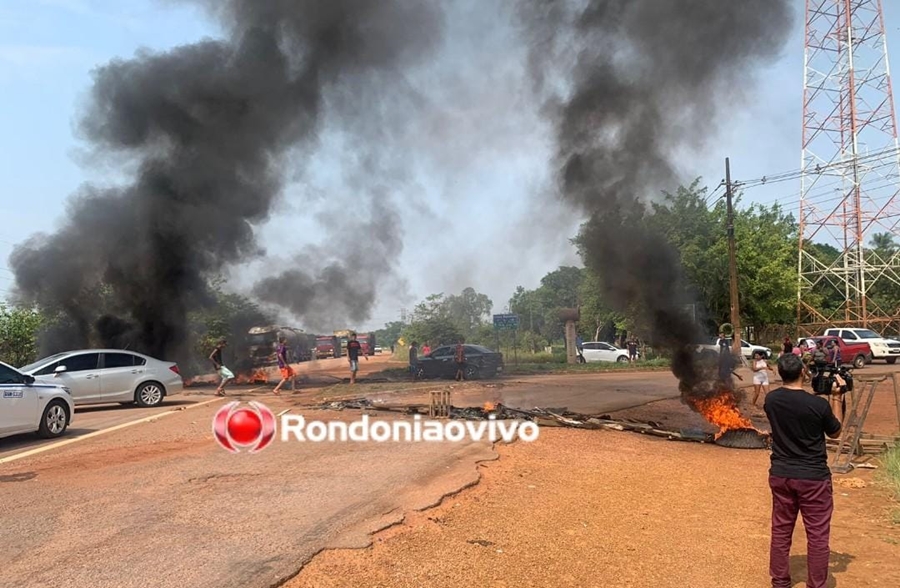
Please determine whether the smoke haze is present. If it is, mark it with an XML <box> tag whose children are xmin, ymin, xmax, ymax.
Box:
<box><xmin>9</xmin><ymin>0</ymin><xmax>793</xmax><ymax>384</ymax></box>
<box><xmin>10</xmin><ymin>0</ymin><xmax>444</xmax><ymax>358</ymax></box>
<box><xmin>521</xmin><ymin>0</ymin><xmax>793</xmax><ymax>402</ymax></box>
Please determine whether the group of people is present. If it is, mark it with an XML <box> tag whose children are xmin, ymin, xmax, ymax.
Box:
<box><xmin>207</xmin><ymin>332</ymin><xmax>372</xmax><ymax>396</ymax></box>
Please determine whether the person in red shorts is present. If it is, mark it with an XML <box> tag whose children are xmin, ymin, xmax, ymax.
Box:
<box><xmin>273</xmin><ymin>336</ymin><xmax>294</xmax><ymax>395</ymax></box>
<box><xmin>763</xmin><ymin>353</ymin><xmax>843</xmax><ymax>588</ymax></box>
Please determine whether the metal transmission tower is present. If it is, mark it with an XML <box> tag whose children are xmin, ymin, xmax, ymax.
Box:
<box><xmin>799</xmin><ymin>0</ymin><xmax>900</xmax><ymax>334</ymax></box>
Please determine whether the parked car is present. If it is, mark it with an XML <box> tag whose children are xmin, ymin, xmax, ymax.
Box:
<box><xmin>0</xmin><ymin>360</ymin><xmax>74</xmax><ymax>440</ymax></box>
<box><xmin>580</xmin><ymin>341</ymin><xmax>630</xmax><ymax>363</ymax></box>
<box><xmin>373</xmin><ymin>346</ymin><xmax>383</xmax><ymax>354</ymax></box>
<box><xmin>822</xmin><ymin>327</ymin><xmax>900</xmax><ymax>364</ymax></box>
<box><xmin>19</xmin><ymin>349</ymin><xmax>183</xmax><ymax>408</ymax></box>
<box><xmin>698</xmin><ymin>338</ymin><xmax>772</xmax><ymax>359</ymax></box>
<box><xmin>416</xmin><ymin>345</ymin><xmax>504</xmax><ymax>380</ymax></box>
<box><xmin>810</xmin><ymin>336</ymin><xmax>872</xmax><ymax>369</ymax></box>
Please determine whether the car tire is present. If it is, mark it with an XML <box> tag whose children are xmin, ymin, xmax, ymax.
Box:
<box><xmin>464</xmin><ymin>364</ymin><xmax>480</xmax><ymax>379</ymax></box>
<box><xmin>887</xmin><ymin>358</ymin><xmax>897</xmax><ymax>365</ymax></box>
<box><xmin>616</xmin><ymin>356</ymin><xmax>629</xmax><ymax>363</ymax></box>
<box><xmin>853</xmin><ymin>355</ymin><xmax>866</xmax><ymax>369</ymax></box>
<box><xmin>38</xmin><ymin>400</ymin><xmax>69</xmax><ymax>439</ymax></box>
<box><xmin>135</xmin><ymin>381</ymin><xmax>165</xmax><ymax>408</ymax></box>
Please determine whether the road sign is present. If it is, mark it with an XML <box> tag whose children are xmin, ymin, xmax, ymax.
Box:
<box><xmin>493</xmin><ymin>314</ymin><xmax>520</xmax><ymax>330</ymax></box>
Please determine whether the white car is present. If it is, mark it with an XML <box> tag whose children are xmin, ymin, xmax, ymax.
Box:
<box><xmin>699</xmin><ymin>338</ymin><xmax>772</xmax><ymax>360</ymax></box>
<box><xmin>19</xmin><ymin>349</ymin><xmax>184</xmax><ymax>408</ymax></box>
<box><xmin>581</xmin><ymin>341</ymin><xmax>631</xmax><ymax>363</ymax></box>
<box><xmin>823</xmin><ymin>328</ymin><xmax>900</xmax><ymax>364</ymax></box>
<box><xmin>0</xmin><ymin>360</ymin><xmax>74</xmax><ymax>440</ymax></box>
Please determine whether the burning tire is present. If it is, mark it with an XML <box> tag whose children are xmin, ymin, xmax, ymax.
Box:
<box><xmin>715</xmin><ymin>428</ymin><xmax>769</xmax><ymax>450</ymax></box>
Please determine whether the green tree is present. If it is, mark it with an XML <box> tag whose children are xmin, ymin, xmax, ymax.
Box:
<box><xmin>373</xmin><ymin>321</ymin><xmax>405</xmax><ymax>349</ymax></box>
<box><xmin>0</xmin><ymin>305</ymin><xmax>44</xmax><ymax>366</ymax></box>
<box><xmin>444</xmin><ymin>287</ymin><xmax>493</xmax><ymax>338</ymax></box>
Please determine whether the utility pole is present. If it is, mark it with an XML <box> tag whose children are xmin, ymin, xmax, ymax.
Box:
<box><xmin>725</xmin><ymin>158</ymin><xmax>743</xmax><ymax>357</ymax></box>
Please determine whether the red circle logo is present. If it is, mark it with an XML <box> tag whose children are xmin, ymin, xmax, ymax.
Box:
<box><xmin>213</xmin><ymin>401</ymin><xmax>276</xmax><ymax>453</ymax></box>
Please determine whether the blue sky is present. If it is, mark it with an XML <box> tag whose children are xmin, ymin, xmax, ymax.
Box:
<box><xmin>2</xmin><ymin>1</ymin><xmax>899</xmax><ymax>331</ymax></box>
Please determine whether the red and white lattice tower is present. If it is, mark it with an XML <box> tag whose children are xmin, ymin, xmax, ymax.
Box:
<box><xmin>799</xmin><ymin>0</ymin><xmax>900</xmax><ymax>333</ymax></box>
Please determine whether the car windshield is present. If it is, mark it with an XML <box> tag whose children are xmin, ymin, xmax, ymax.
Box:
<box><xmin>20</xmin><ymin>352</ymin><xmax>69</xmax><ymax>372</ymax></box>
<box><xmin>854</xmin><ymin>330</ymin><xmax>881</xmax><ymax>339</ymax></box>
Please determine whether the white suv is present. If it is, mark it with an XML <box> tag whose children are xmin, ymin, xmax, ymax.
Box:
<box><xmin>823</xmin><ymin>328</ymin><xmax>900</xmax><ymax>364</ymax></box>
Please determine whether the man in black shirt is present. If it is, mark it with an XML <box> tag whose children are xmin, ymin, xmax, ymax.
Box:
<box><xmin>408</xmin><ymin>341</ymin><xmax>419</xmax><ymax>381</ymax></box>
<box><xmin>763</xmin><ymin>353</ymin><xmax>843</xmax><ymax>588</ymax></box>
<box><xmin>346</xmin><ymin>333</ymin><xmax>366</xmax><ymax>385</ymax></box>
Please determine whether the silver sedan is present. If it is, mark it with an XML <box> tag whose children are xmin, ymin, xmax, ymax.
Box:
<box><xmin>19</xmin><ymin>349</ymin><xmax>184</xmax><ymax>408</ymax></box>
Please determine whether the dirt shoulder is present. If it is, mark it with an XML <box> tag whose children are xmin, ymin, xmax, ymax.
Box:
<box><xmin>290</xmin><ymin>427</ymin><xmax>900</xmax><ymax>588</ymax></box>
<box><xmin>289</xmin><ymin>378</ymin><xmax>900</xmax><ymax>588</ymax></box>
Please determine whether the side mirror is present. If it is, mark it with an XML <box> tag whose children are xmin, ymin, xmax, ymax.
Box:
<box><xmin>23</xmin><ymin>374</ymin><xmax>35</xmax><ymax>385</ymax></box>
<box><xmin>54</xmin><ymin>365</ymin><xmax>67</xmax><ymax>376</ymax></box>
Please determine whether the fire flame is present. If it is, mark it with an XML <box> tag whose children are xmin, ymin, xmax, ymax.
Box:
<box><xmin>690</xmin><ymin>391</ymin><xmax>753</xmax><ymax>439</ymax></box>
<box><xmin>483</xmin><ymin>402</ymin><xmax>496</xmax><ymax>412</ymax></box>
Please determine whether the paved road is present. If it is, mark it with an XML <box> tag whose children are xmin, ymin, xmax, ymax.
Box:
<box><xmin>0</xmin><ymin>396</ymin><xmax>497</xmax><ymax>588</ymax></box>
<box><xmin>368</xmin><ymin>370</ymin><xmax>686</xmax><ymax>414</ymax></box>
<box><xmin>0</xmin><ymin>367</ymin><xmax>753</xmax><ymax>588</ymax></box>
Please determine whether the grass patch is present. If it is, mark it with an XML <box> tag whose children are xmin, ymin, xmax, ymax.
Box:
<box><xmin>884</xmin><ymin>444</ymin><xmax>900</xmax><ymax>498</ymax></box>
<box><xmin>882</xmin><ymin>444</ymin><xmax>900</xmax><ymax>526</ymax></box>
<box><xmin>504</xmin><ymin>357</ymin><xmax>671</xmax><ymax>375</ymax></box>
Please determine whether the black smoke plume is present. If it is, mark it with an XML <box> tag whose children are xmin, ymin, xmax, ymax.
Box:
<box><xmin>9</xmin><ymin>1</ymin><xmax>443</xmax><ymax>361</ymax></box>
<box><xmin>524</xmin><ymin>0</ymin><xmax>793</xmax><ymax>403</ymax></box>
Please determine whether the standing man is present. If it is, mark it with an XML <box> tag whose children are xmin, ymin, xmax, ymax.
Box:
<box><xmin>764</xmin><ymin>354</ymin><xmax>843</xmax><ymax>588</ymax></box>
<box><xmin>409</xmin><ymin>341</ymin><xmax>419</xmax><ymax>381</ymax></box>
<box><xmin>209</xmin><ymin>338</ymin><xmax>234</xmax><ymax>397</ymax></box>
<box><xmin>575</xmin><ymin>334</ymin><xmax>585</xmax><ymax>363</ymax></box>
<box><xmin>454</xmin><ymin>337</ymin><xmax>467</xmax><ymax>381</ymax></box>
<box><xmin>346</xmin><ymin>332</ymin><xmax>367</xmax><ymax>384</ymax></box>
<box><xmin>273</xmin><ymin>335</ymin><xmax>294</xmax><ymax>395</ymax></box>
<box><xmin>627</xmin><ymin>338</ymin><xmax>638</xmax><ymax>363</ymax></box>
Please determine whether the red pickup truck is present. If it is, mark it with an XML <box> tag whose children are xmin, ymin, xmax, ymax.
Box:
<box><xmin>810</xmin><ymin>336</ymin><xmax>872</xmax><ymax>369</ymax></box>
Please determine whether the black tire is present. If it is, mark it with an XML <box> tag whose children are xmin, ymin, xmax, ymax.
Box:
<box><xmin>887</xmin><ymin>357</ymin><xmax>897</xmax><ymax>365</ymax></box>
<box><xmin>135</xmin><ymin>381</ymin><xmax>165</xmax><ymax>408</ymax></box>
<box><xmin>577</xmin><ymin>355</ymin><xmax>586</xmax><ymax>364</ymax></box>
<box><xmin>38</xmin><ymin>400</ymin><xmax>69</xmax><ymax>439</ymax></box>
<box><xmin>616</xmin><ymin>355</ymin><xmax>629</xmax><ymax>363</ymax></box>
<box><xmin>853</xmin><ymin>355</ymin><xmax>866</xmax><ymax>369</ymax></box>
<box><xmin>464</xmin><ymin>364</ymin><xmax>480</xmax><ymax>379</ymax></box>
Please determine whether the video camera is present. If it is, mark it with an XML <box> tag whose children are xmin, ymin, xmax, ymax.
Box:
<box><xmin>809</xmin><ymin>353</ymin><xmax>854</xmax><ymax>396</ymax></box>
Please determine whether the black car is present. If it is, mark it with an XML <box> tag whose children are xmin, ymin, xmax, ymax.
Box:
<box><xmin>416</xmin><ymin>344</ymin><xmax>504</xmax><ymax>380</ymax></box>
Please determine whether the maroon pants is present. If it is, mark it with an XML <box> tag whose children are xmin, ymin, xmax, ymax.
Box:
<box><xmin>769</xmin><ymin>475</ymin><xmax>833</xmax><ymax>588</ymax></box>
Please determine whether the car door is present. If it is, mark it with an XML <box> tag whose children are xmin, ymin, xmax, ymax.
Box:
<box><xmin>595</xmin><ymin>343</ymin><xmax>617</xmax><ymax>362</ymax></box>
<box><xmin>0</xmin><ymin>364</ymin><xmax>38</xmax><ymax>436</ymax></box>
<box><xmin>840</xmin><ymin>330</ymin><xmax>858</xmax><ymax>342</ymax></box>
<box><xmin>430</xmin><ymin>346</ymin><xmax>455</xmax><ymax>377</ymax></box>
<box><xmin>581</xmin><ymin>343</ymin><xmax>600</xmax><ymax>362</ymax></box>
<box><xmin>48</xmin><ymin>353</ymin><xmax>101</xmax><ymax>404</ymax></box>
<box><xmin>100</xmin><ymin>352</ymin><xmax>144</xmax><ymax>402</ymax></box>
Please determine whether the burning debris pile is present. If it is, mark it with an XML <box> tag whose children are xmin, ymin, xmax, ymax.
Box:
<box><xmin>308</xmin><ymin>398</ymin><xmax>770</xmax><ymax>449</ymax></box>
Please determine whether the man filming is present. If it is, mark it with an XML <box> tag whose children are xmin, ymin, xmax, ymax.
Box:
<box><xmin>763</xmin><ymin>353</ymin><xmax>843</xmax><ymax>588</ymax></box>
